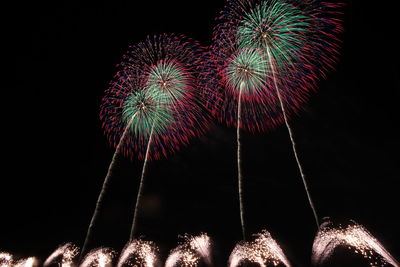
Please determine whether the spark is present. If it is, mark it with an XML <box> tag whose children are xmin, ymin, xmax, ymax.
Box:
<box><xmin>116</xmin><ymin>239</ymin><xmax>158</xmax><ymax>267</ymax></box>
<box><xmin>229</xmin><ymin>230</ymin><xmax>291</xmax><ymax>267</ymax></box>
<box><xmin>312</xmin><ymin>221</ymin><xmax>400</xmax><ymax>267</ymax></box>
<box><xmin>79</xmin><ymin>248</ymin><xmax>115</xmax><ymax>267</ymax></box>
<box><xmin>44</xmin><ymin>243</ymin><xmax>79</xmax><ymax>267</ymax></box>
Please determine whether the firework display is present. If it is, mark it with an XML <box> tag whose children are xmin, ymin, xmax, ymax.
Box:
<box><xmin>100</xmin><ymin>33</ymin><xmax>212</xmax><ymax>161</ymax></box>
<box><xmin>209</xmin><ymin>0</ymin><xmax>343</xmax><ymax>131</ymax></box>
<box><xmin>44</xmin><ymin>243</ymin><xmax>80</xmax><ymax>267</ymax></box>
<box><xmin>229</xmin><ymin>230</ymin><xmax>291</xmax><ymax>267</ymax></box>
<box><xmin>116</xmin><ymin>239</ymin><xmax>159</xmax><ymax>267</ymax></box>
<box><xmin>80</xmin><ymin>248</ymin><xmax>115</xmax><ymax>267</ymax></box>
<box><xmin>312</xmin><ymin>220</ymin><xmax>400</xmax><ymax>267</ymax></box>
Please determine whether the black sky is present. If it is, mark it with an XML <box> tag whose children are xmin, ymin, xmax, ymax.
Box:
<box><xmin>4</xmin><ymin>0</ymin><xmax>400</xmax><ymax>266</ymax></box>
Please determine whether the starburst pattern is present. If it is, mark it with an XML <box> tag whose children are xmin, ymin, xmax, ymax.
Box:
<box><xmin>100</xmin><ymin>34</ymin><xmax>212</xmax><ymax>160</ymax></box>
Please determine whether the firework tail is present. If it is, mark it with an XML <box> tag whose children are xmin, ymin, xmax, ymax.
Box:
<box><xmin>129</xmin><ymin>122</ymin><xmax>156</xmax><ymax>240</ymax></box>
<box><xmin>80</xmin><ymin>113</ymin><xmax>138</xmax><ymax>261</ymax></box>
<box><xmin>237</xmin><ymin>82</ymin><xmax>247</xmax><ymax>240</ymax></box>
<box><xmin>266</xmin><ymin>46</ymin><xmax>319</xmax><ymax>228</ymax></box>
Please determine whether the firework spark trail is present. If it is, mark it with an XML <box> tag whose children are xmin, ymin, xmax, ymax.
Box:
<box><xmin>79</xmin><ymin>248</ymin><xmax>115</xmax><ymax>267</ymax></box>
<box><xmin>229</xmin><ymin>230</ymin><xmax>291</xmax><ymax>267</ymax></box>
<box><xmin>0</xmin><ymin>252</ymin><xmax>13</xmax><ymax>267</ymax></box>
<box><xmin>265</xmin><ymin>46</ymin><xmax>319</xmax><ymax>228</ymax></box>
<box><xmin>237</xmin><ymin>82</ymin><xmax>246</xmax><ymax>240</ymax></box>
<box><xmin>189</xmin><ymin>234</ymin><xmax>212</xmax><ymax>266</ymax></box>
<box><xmin>44</xmin><ymin>243</ymin><xmax>80</xmax><ymax>267</ymax></box>
<box><xmin>166</xmin><ymin>234</ymin><xmax>212</xmax><ymax>267</ymax></box>
<box><xmin>14</xmin><ymin>257</ymin><xmax>38</xmax><ymax>267</ymax></box>
<box><xmin>117</xmin><ymin>239</ymin><xmax>158</xmax><ymax>267</ymax></box>
<box><xmin>129</xmin><ymin>122</ymin><xmax>156</xmax><ymax>241</ymax></box>
<box><xmin>312</xmin><ymin>221</ymin><xmax>400</xmax><ymax>267</ymax></box>
<box><xmin>80</xmin><ymin>113</ymin><xmax>138</xmax><ymax>260</ymax></box>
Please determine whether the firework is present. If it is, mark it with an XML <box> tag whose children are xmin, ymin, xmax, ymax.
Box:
<box><xmin>229</xmin><ymin>230</ymin><xmax>291</xmax><ymax>267</ymax></box>
<box><xmin>44</xmin><ymin>243</ymin><xmax>80</xmax><ymax>267</ymax></box>
<box><xmin>312</xmin><ymin>220</ymin><xmax>400</xmax><ymax>267</ymax></box>
<box><xmin>82</xmin><ymin>33</ymin><xmax>212</xmax><ymax>257</ymax></box>
<box><xmin>14</xmin><ymin>257</ymin><xmax>38</xmax><ymax>267</ymax></box>
<box><xmin>0</xmin><ymin>252</ymin><xmax>13</xmax><ymax>267</ymax></box>
<box><xmin>79</xmin><ymin>248</ymin><xmax>115</xmax><ymax>267</ymax></box>
<box><xmin>209</xmin><ymin>0</ymin><xmax>343</xmax><ymax>233</ymax></box>
<box><xmin>116</xmin><ymin>239</ymin><xmax>159</xmax><ymax>267</ymax></box>
<box><xmin>166</xmin><ymin>233</ymin><xmax>212</xmax><ymax>267</ymax></box>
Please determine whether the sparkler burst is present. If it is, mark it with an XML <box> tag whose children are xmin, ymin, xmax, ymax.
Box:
<box><xmin>312</xmin><ymin>220</ymin><xmax>400</xmax><ymax>267</ymax></box>
<box><xmin>44</xmin><ymin>243</ymin><xmax>80</xmax><ymax>267</ymax></box>
<box><xmin>116</xmin><ymin>239</ymin><xmax>159</xmax><ymax>267</ymax></box>
<box><xmin>100</xmin><ymin>33</ymin><xmax>212</xmax><ymax>161</ymax></box>
<box><xmin>165</xmin><ymin>233</ymin><xmax>212</xmax><ymax>267</ymax></box>
<box><xmin>229</xmin><ymin>230</ymin><xmax>291</xmax><ymax>267</ymax></box>
<box><xmin>80</xmin><ymin>248</ymin><xmax>115</xmax><ymax>267</ymax></box>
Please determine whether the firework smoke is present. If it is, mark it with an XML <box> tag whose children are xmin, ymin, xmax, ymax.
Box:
<box><xmin>117</xmin><ymin>239</ymin><xmax>159</xmax><ymax>267</ymax></box>
<box><xmin>312</xmin><ymin>220</ymin><xmax>400</xmax><ymax>267</ymax></box>
<box><xmin>44</xmin><ymin>243</ymin><xmax>80</xmax><ymax>267</ymax></box>
<box><xmin>166</xmin><ymin>234</ymin><xmax>212</xmax><ymax>267</ymax></box>
<box><xmin>229</xmin><ymin>230</ymin><xmax>291</xmax><ymax>267</ymax></box>
<box><xmin>79</xmin><ymin>248</ymin><xmax>115</xmax><ymax>267</ymax></box>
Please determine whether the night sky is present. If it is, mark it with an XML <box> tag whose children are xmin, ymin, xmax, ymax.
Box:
<box><xmin>5</xmin><ymin>0</ymin><xmax>400</xmax><ymax>266</ymax></box>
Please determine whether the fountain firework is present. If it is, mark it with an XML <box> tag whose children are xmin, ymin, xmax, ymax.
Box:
<box><xmin>44</xmin><ymin>243</ymin><xmax>80</xmax><ymax>267</ymax></box>
<box><xmin>312</xmin><ymin>220</ymin><xmax>400</xmax><ymax>267</ymax></box>
<box><xmin>79</xmin><ymin>248</ymin><xmax>115</xmax><ymax>267</ymax></box>
<box><xmin>165</xmin><ymin>233</ymin><xmax>212</xmax><ymax>267</ymax></box>
<box><xmin>229</xmin><ymin>230</ymin><xmax>291</xmax><ymax>267</ymax></box>
<box><xmin>116</xmin><ymin>239</ymin><xmax>159</xmax><ymax>267</ymax></box>
<box><xmin>14</xmin><ymin>257</ymin><xmax>38</xmax><ymax>267</ymax></box>
<box><xmin>0</xmin><ymin>252</ymin><xmax>13</xmax><ymax>267</ymax></box>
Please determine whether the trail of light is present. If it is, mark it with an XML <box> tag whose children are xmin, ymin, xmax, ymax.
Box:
<box><xmin>0</xmin><ymin>252</ymin><xmax>13</xmax><ymax>267</ymax></box>
<box><xmin>237</xmin><ymin>82</ymin><xmax>246</xmax><ymax>240</ymax></box>
<box><xmin>14</xmin><ymin>257</ymin><xmax>38</xmax><ymax>267</ymax></box>
<box><xmin>312</xmin><ymin>221</ymin><xmax>400</xmax><ymax>267</ymax></box>
<box><xmin>79</xmin><ymin>248</ymin><xmax>115</xmax><ymax>267</ymax></box>
<box><xmin>266</xmin><ymin>45</ymin><xmax>319</xmax><ymax>228</ymax></box>
<box><xmin>44</xmin><ymin>243</ymin><xmax>80</xmax><ymax>267</ymax></box>
<box><xmin>117</xmin><ymin>239</ymin><xmax>158</xmax><ymax>267</ymax></box>
<box><xmin>166</xmin><ymin>234</ymin><xmax>212</xmax><ymax>267</ymax></box>
<box><xmin>229</xmin><ymin>230</ymin><xmax>291</xmax><ymax>267</ymax></box>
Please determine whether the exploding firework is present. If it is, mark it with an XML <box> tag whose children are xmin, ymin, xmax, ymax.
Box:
<box><xmin>79</xmin><ymin>248</ymin><xmax>115</xmax><ymax>267</ymax></box>
<box><xmin>165</xmin><ymin>233</ymin><xmax>212</xmax><ymax>267</ymax></box>
<box><xmin>0</xmin><ymin>252</ymin><xmax>13</xmax><ymax>267</ymax></box>
<box><xmin>312</xmin><ymin>220</ymin><xmax>400</xmax><ymax>267</ymax></box>
<box><xmin>208</xmin><ymin>0</ymin><xmax>344</xmax><ymax>234</ymax></box>
<box><xmin>44</xmin><ymin>243</ymin><xmax>80</xmax><ymax>267</ymax></box>
<box><xmin>116</xmin><ymin>239</ymin><xmax>159</xmax><ymax>267</ymax></box>
<box><xmin>14</xmin><ymin>257</ymin><xmax>38</xmax><ymax>267</ymax></box>
<box><xmin>82</xmin><ymin>33</ymin><xmax>214</xmax><ymax>257</ymax></box>
<box><xmin>210</xmin><ymin>0</ymin><xmax>343</xmax><ymax>130</ymax></box>
<box><xmin>229</xmin><ymin>230</ymin><xmax>291</xmax><ymax>267</ymax></box>
<box><xmin>100</xmin><ymin>33</ymin><xmax>212</xmax><ymax>161</ymax></box>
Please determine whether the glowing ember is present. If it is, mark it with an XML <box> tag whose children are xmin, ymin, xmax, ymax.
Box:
<box><xmin>117</xmin><ymin>239</ymin><xmax>158</xmax><ymax>267</ymax></box>
<box><xmin>79</xmin><ymin>248</ymin><xmax>115</xmax><ymax>267</ymax></box>
<box><xmin>312</xmin><ymin>220</ymin><xmax>400</xmax><ymax>267</ymax></box>
<box><xmin>44</xmin><ymin>243</ymin><xmax>79</xmax><ymax>267</ymax></box>
<box><xmin>229</xmin><ymin>230</ymin><xmax>291</xmax><ymax>267</ymax></box>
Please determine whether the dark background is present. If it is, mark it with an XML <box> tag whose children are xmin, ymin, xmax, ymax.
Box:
<box><xmin>4</xmin><ymin>0</ymin><xmax>399</xmax><ymax>266</ymax></box>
